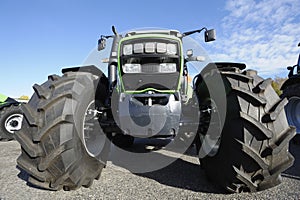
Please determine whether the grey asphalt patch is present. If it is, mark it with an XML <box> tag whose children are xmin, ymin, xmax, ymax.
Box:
<box><xmin>0</xmin><ymin>140</ymin><xmax>299</xmax><ymax>200</ymax></box>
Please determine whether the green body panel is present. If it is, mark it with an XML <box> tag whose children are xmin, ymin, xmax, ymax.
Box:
<box><xmin>117</xmin><ymin>34</ymin><xmax>184</xmax><ymax>94</ymax></box>
<box><xmin>125</xmin><ymin>88</ymin><xmax>176</xmax><ymax>94</ymax></box>
<box><xmin>0</xmin><ymin>93</ymin><xmax>8</xmax><ymax>104</ymax></box>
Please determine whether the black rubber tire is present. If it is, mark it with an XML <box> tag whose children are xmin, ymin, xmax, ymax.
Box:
<box><xmin>15</xmin><ymin>72</ymin><xmax>111</xmax><ymax>191</ymax></box>
<box><xmin>0</xmin><ymin>104</ymin><xmax>23</xmax><ymax>141</ymax></box>
<box><xmin>195</xmin><ymin>68</ymin><xmax>295</xmax><ymax>193</ymax></box>
<box><xmin>281</xmin><ymin>83</ymin><xmax>300</xmax><ymax>144</ymax></box>
<box><xmin>111</xmin><ymin>134</ymin><xmax>134</xmax><ymax>148</ymax></box>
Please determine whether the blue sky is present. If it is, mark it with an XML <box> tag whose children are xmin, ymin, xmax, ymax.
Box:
<box><xmin>0</xmin><ymin>0</ymin><xmax>299</xmax><ymax>97</ymax></box>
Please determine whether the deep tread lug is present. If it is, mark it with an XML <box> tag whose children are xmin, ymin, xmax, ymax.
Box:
<box><xmin>33</xmin><ymin>115</ymin><xmax>73</xmax><ymax>142</ymax></box>
<box><xmin>236</xmin><ymin>139</ymin><xmax>269</xmax><ymax>169</ymax></box>
<box><xmin>244</xmin><ymin>69</ymin><xmax>257</xmax><ymax>76</ymax></box>
<box><xmin>233</xmin><ymin>166</ymin><xmax>257</xmax><ymax>192</ymax></box>
<box><xmin>48</xmin><ymin>74</ymin><xmax>60</xmax><ymax>81</ymax></box>
<box><xmin>262</xmin><ymin>98</ymin><xmax>288</xmax><ymax>123</ymax></box>
<box><xmin>221</xmin><ymin>71</ymin><xmax>253</xmax><ymax>83</ymax></box>
<box><xmin>17</xmin><ymin>154</ymin><xmax>49</xmax><ymax>182</ymax></box>
<box><xmin>21</xmin><ymin>104</ymin><xmax>38</xmax><ymax>126</ymax></box>
<box><xmin>28</xmin><ymin>177</ymin><xmax>56</xmax><ymax>191</ymax></box>
<box><xmin>240</xmin><ymin>111</ymin><xmax>273</xmax><ymax>139</ymax></box>
<box><xmin>252</xmin><ymin>78</ymin><xmax>272</xmax><ymax>93</ymax></box>
<box><xmin>272</xmin><ymin>127</ymin><xmax>296</xmax><ymax>154</ymax></box>
<box><xmin>15</xmin><ymin>133</ymin><xmax>43</xmax><ymax>157</ymax></box>
<box><xmin>33</xmin><ymin>84</ymin><xmax>51</xmax><ymax>99</ymax></box>
<box><xmin>38</xmin><ymin>139</ymin><xmax>74</xmax><ymax>171</ymax></box>
<box><xmin>37</xmin><ymin>93</ymin><xmax>73</xmax><ymax>112</ymax></box>
<box><xmin>232</xmin><ymin>86</ymin><xmax>267</xmax><ymax>106</ymax></box>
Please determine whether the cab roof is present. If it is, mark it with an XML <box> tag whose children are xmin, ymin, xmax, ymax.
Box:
<box><xmin>125</xmin><ymin>29</ymin><xmax>182</xmax><ymax>38</ymax></box>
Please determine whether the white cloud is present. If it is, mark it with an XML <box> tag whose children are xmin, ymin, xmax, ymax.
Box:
<box><xmin>208</xmin><ymin>0</ymin><xmax>300</xmax><ymax>78</ymax></box>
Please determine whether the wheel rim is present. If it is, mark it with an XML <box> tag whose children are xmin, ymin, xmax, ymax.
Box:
<box><xmin>82</xmin><ymin>100</ymin><xmax>106</xmax><ymax>157</ymax></box>
<box><xmin>199</xmin><ymin>99</ymin><xmax>222</xmax><ymax>157</ymax></box>
<box><xmin>285</xmin><ymin>97</ymin><xmax>300</xmax><ymax>133</ymax></box>
<box><xmin>4</xmin><ymin>113</ymin><xmax>23</xmax><ymax>134</ymax></box>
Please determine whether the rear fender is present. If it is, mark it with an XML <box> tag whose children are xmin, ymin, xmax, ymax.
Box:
<box><xmin>281</xmin><ymin>75</ymin><xmax>300</xmax><ymax>90</ymax></box>
<box><xmin>62</xmin><ymin>65</ymin><xmax>107</xmax><ymax>78</ymax></box>
<box><xmin>0</xmin><ymin>99</ymin><xmax>19</xmax><ymax>110</ymax></box>
<box><xmin>62</xmin><ymin>65</ymin><xmax>109</xmax><ymax>105</ymax></box>
<box><xmin>0</xmin><ymin>103</ymin><xmax>11</xmax><ymax>110</ymax></box>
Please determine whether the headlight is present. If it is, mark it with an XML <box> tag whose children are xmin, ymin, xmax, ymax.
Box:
<box><xmin>145</xmin><ymin>42</ymin><xmax>155</xmax><ymax>53</ymax></box>
<box><xmin>167</xmin><ymin>44</ymin><xmax>177</xmax><ymax>55</ymax></box>
<box><xmin>123</xmin><ymin>44</ymin><xmax>133</xmax><ymax>55</ymax></box>
<box><xmin>157</xmin><ymin>43</ymin><xmax>167</xmax><ymax>53</ymax></box>
<box><xmin>123</xmin><ymin>64</ymin><xmax>141</xmax><ymax>73</ymax></box>
<box><xmin>123</xmin><ymin>42</ymin><xmax>178</xmax><ymax>55</ymax></box>
<box><xmin>133</xmin><ymin>43</ymin><xmax>143</xmax><ymax>54</ymax></box>
<box><xmin>159</xmin><ymin>63</ymin><xmax>177</xmax><ymax>73</ymax></box>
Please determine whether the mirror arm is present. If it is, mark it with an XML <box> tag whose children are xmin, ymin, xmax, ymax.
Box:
<box><xmin>98</xmin><ymin>34</ymin><xmax>115</xmax><ymax>51</ymax></box>
<box><xmin>101</xmin><ymin>35</ymin><xmax>114</xmax><ymax>40</ymax></box>
<box><xmin>182</xmin><ymin>27</ymin><xmax>207</xmax><ymax>37</ymax></box>
<box><xmin>185</xmin><ymin>56</ymin><xmax>205</xmax><ymax>62</ymax></box>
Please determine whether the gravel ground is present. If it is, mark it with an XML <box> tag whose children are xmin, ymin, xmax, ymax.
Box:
<box><xmin>0</xmin><ymin>139</ymin><xmax>299</xmax><ymax>200</ymax></box>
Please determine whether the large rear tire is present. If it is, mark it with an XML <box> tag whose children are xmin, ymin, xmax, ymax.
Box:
<box><xmin>195</xmin><ymin>67</ymin><xmax>295</xmax><ymax>193</ymax></box>
<box><xmin>111</xmin><ymin>134</ymin><xmax>134</xmax><ymax>148</ymax></box>
<box><xmin>281</xmin><ymin>83</ymin><xmax>300</xmax><ymax>144</ymax></box>
<box><xmin>0</xmin><ymin>104</ymin><xmax>23</xmax><ymax>141</ymax></box>
<box><xmin>15</xmin><ymin>71</ymin><xmax>111</xmax><ymax>190</ymax></box>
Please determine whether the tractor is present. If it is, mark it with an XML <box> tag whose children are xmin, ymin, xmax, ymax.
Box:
<box><xmin>0</xmin><ymin>93</ymin><xmax>23</xmax><ymax>141</ymax></box>
<box><xmin>15</xmin><ymin>26</ymin><xmax>295</xmax><ymax>193</ymax></box>
<box><xmin>281</xmin><ymin>42</ymin><xmax>300</xmax><ymax>144</ymax></box>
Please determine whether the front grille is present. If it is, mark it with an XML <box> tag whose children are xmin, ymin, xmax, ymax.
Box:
<box><xmin>122</xmin><ymin>73</ymin><xmax>180</xmax><ymax>91</ymax></box>
<box><xmin>141</xmin><ymin>64</ymin><xmax>160</xmax><ymax>73</ymax></box>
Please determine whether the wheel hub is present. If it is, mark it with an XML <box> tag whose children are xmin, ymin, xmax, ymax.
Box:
<box><xmin>199</xmin><ymin>100</ymin><xmax>222</xmax><ymax>158</ymax></box>
<box><xmin>83</xmin><ymin>100</ymin><xmax>106</xmax><ymax>157</ymax></box>
<box><xmin>4</xmin><ymin>114</ymin><xmax>23</xmax><ymax>134</ymax></box>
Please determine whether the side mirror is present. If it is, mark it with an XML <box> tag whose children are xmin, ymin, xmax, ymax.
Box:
<box><xmin>287</xmin><ymin>66</ymin><xmax>293</xmax><ymax>70</ymax></box>
<box><xmin>186</xmin><ymin>49</ymin><xmax>193</xmax><ymax>57</ymax></box>
<box><xmin>98</xmin><ymin>38</ymin><xmax>106</xmax><ymax>51</ymax></box>
<box><xmin>186</xmin><ymin>56</ymin><xmax>205</xmax><ymax>62</ymax></box>
<box><xmin>101</xmin><ymin>58</ymin><xmax>109</xmax><ymax>63</ymax></box>
<box><xmin>205</xmin><ymin>29</ymin><xmax>216</xmax><ymax>42</ymax></box>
